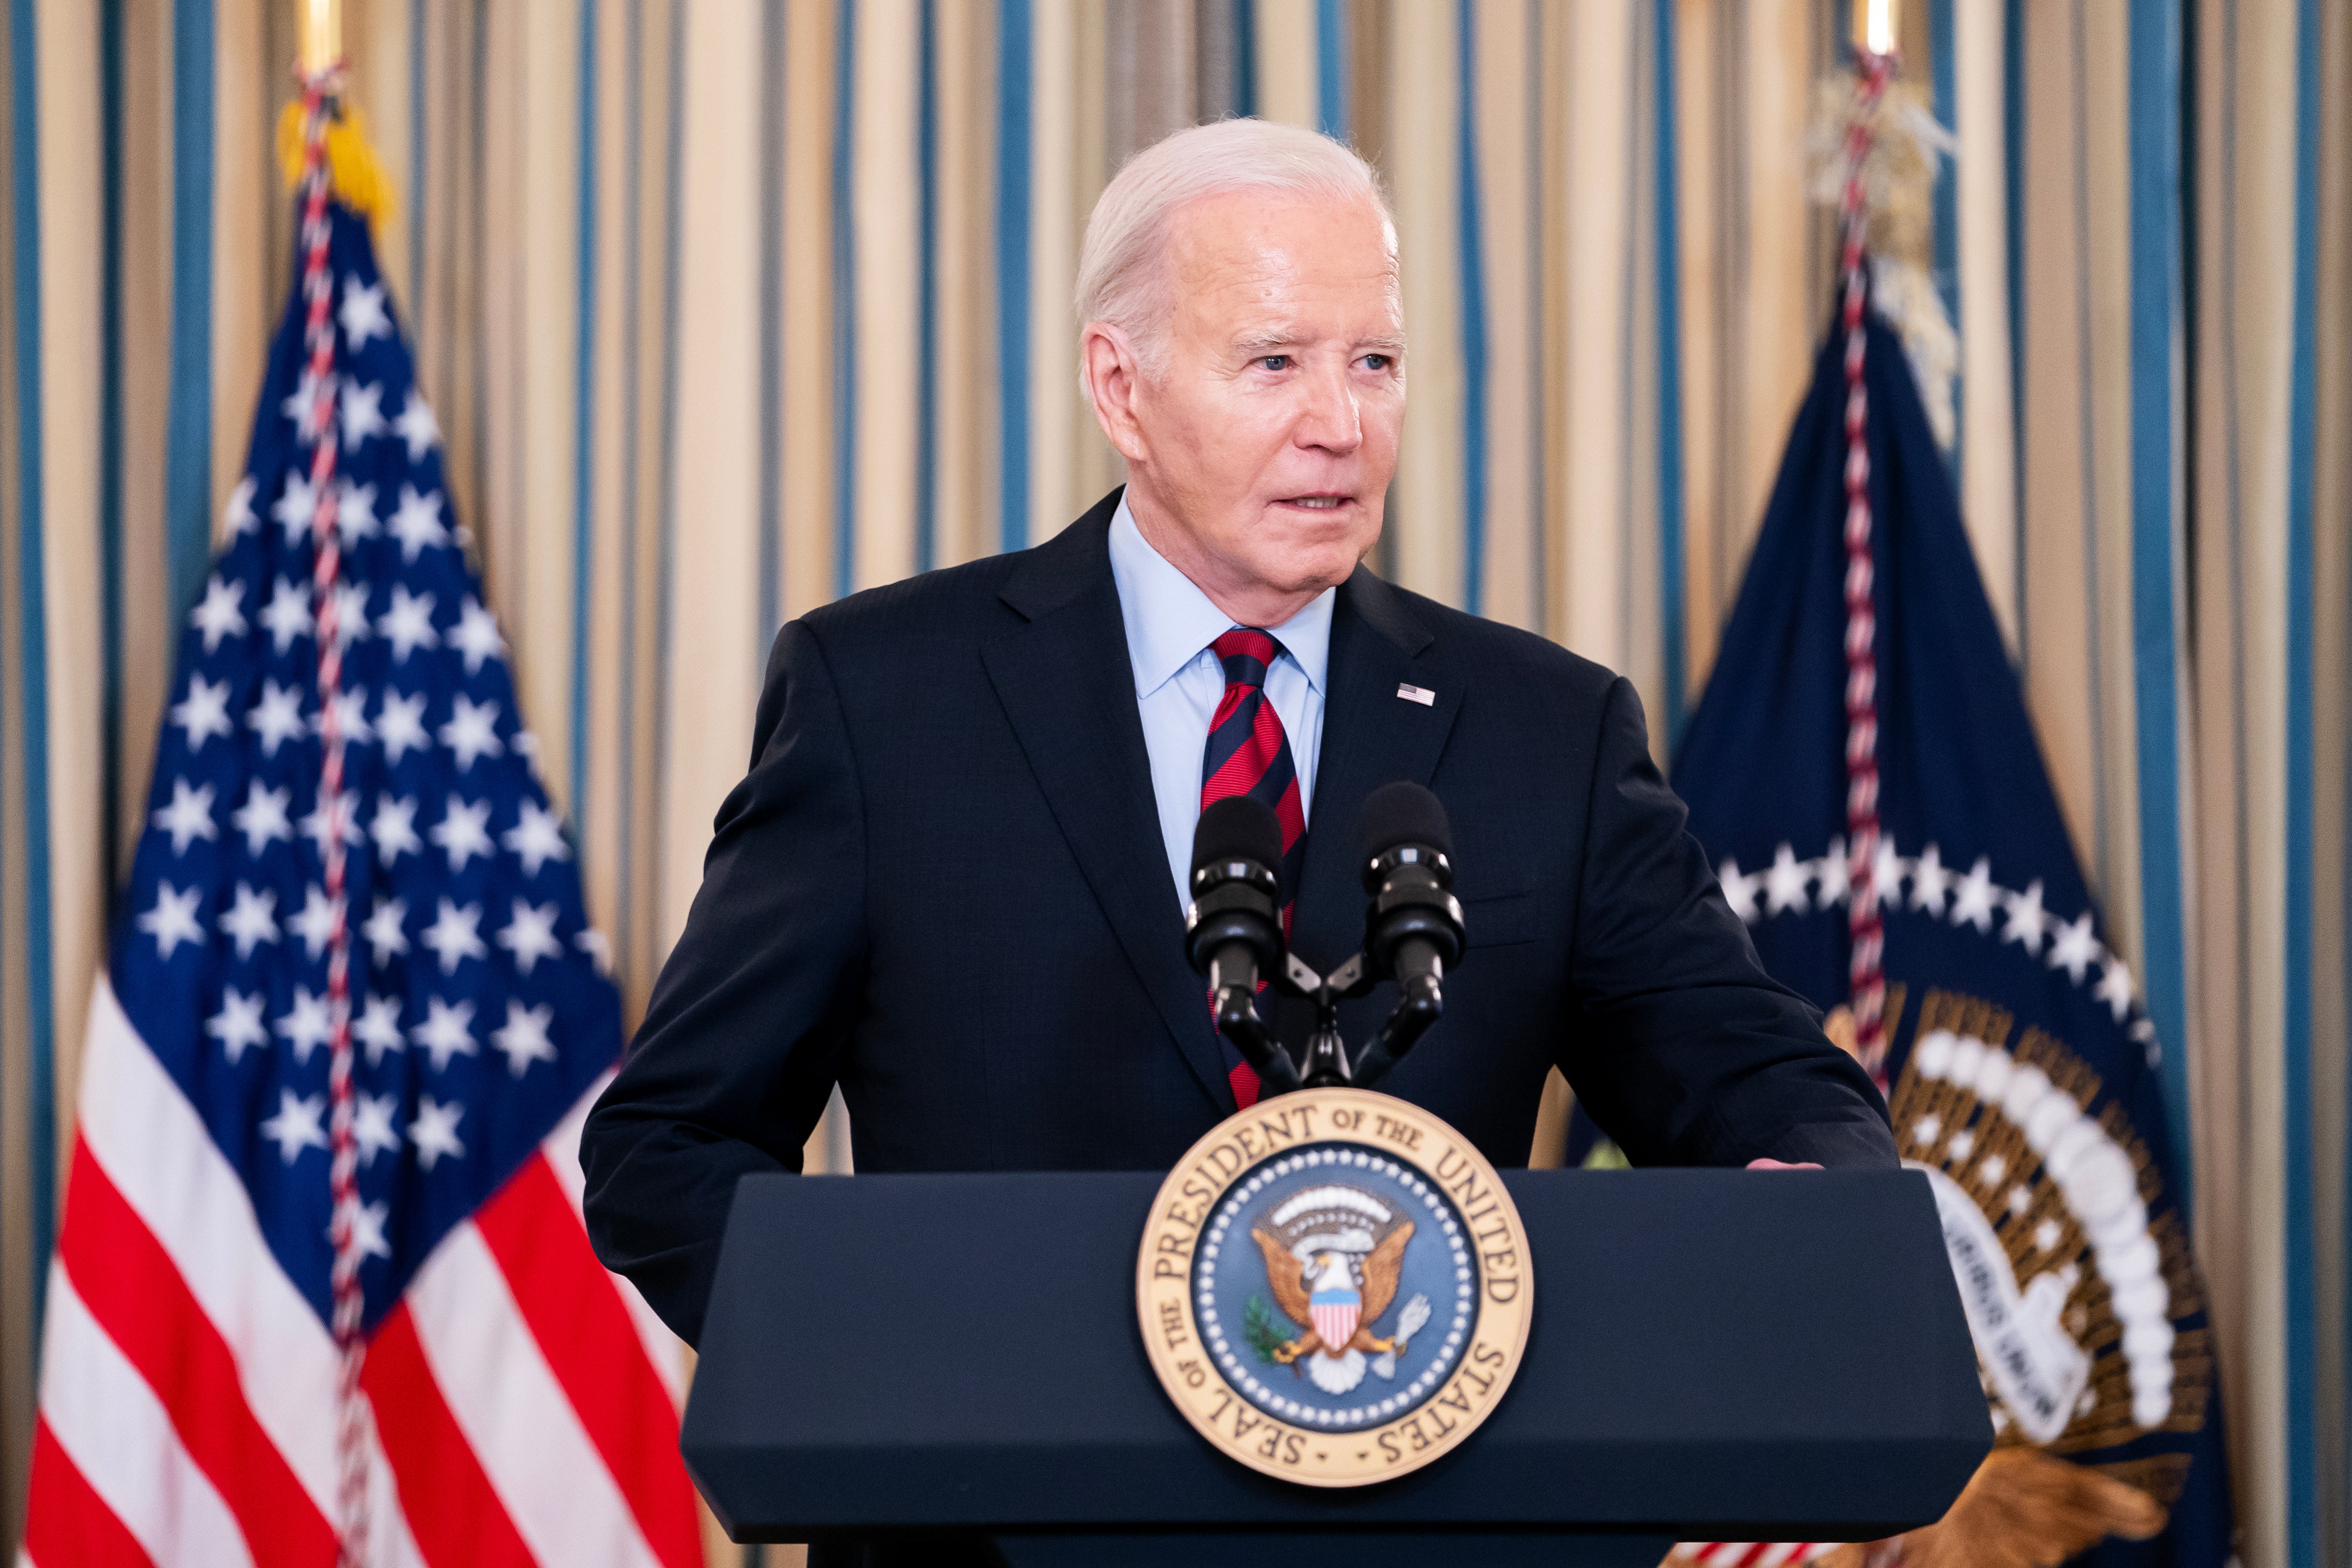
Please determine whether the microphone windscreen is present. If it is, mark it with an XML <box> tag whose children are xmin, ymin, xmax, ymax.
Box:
<box><xmin>1193</xmin><ymin>795</ymin><xmax>1284</xmax><ymax>876</ymax></box>
<box><xmin>1359</xmin><ymin>780</ymin><xmax>1453</xmax><ymax>863</ymax></box>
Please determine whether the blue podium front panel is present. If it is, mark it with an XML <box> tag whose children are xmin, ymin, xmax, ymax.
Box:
<box><xmin>684</xmin><ymin>1168</ymin><xmax>1988</xmax><ymax>1542</ymax></box>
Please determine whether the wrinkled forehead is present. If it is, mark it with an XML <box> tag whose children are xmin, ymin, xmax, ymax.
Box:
<box><xmin>1162</xmin><ymin>189</ymin><xmax>1403</xmax><ymax>338</ymax></box>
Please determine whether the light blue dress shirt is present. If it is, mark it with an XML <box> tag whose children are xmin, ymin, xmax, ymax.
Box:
<box><xmin>1107</xmin><ymin>495</ymin><xmax>1334</xmax><ymax>914</ymax></box>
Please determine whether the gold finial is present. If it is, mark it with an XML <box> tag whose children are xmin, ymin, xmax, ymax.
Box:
<box><xmin>298</xmin><ymin>0</ymin><xmax>342</xmax><ymax>78</ymax></box>
<box><xmin>1851</xmin><ymin>0</ymin><xmax>1897</xmax><ymax>56</ymax></box>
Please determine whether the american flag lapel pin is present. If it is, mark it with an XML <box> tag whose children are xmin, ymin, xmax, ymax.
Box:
<box><xmin>1396</xmin><ymin>683</ymin><xmax>1436</xmax><ymax>706</ymax></box>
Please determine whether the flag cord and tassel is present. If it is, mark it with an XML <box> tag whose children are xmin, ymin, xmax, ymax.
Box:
<box><xmin>1839</xmin><ymin>48</ymin><xmax>1895</xmax><ymax>1089</ymax></box>
<box><xmin>293</xmin><ymin>56</ymin><xmax>372</xmax><ymax>1568</ymax></box>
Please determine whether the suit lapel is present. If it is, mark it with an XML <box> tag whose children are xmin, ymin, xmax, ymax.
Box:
<box><xmin>1289</xmin><ymin>568</ymin><xmax>1464</xmax><ymax>978</ymax></box>
<box><xmin>982</xmin><ymin>500</ymin><xmax>1233</xmax><ymax>1110</ymax></box>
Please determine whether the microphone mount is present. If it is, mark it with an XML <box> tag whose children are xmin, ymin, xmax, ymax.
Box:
<box><xmin>1241</xmin><ymin>935</ymin><xmax>1445</xmax><ymax>1095</ymax></box>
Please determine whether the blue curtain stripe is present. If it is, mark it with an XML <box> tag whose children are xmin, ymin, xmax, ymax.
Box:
<box><xmin>994</xmin><ymin>0</ymin><xmax>1030</xmax><ymax>555</ymax></box>
<box><xmin>2282</xmin><ymin>1</ymin><xmax>2323</xmax><ymax>1561</ymax></box>
<box><xmin>1453</xmin><ymin>0</ymin><xmax>1485</xmax><ymax>621</ymax></box>
<box><xmin>1654</xmin><ymin>0</ymin><xmax>1687</xmax><ymax>746</ymax></box>
<box><xmin>2125</xmin><ymin>0</ymin><xmax>2195</xmax><ymax>1212</ymax></box>
<box><xmin>9</xmin><ymin>0</ymin><xmax>56</xmax><ymax>1334</ymax></box>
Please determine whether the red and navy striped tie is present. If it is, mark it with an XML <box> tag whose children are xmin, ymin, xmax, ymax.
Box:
<box><xmin>1201</xmin><ymin>628</ymin><xmax>1308</xmax><ymax>1108</ymax></box>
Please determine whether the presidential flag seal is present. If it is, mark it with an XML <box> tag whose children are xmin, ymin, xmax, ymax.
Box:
<box><xmin>1136</xmin><ymin>1086</ymin><xmax>1531</xmax><ymax>1486</ymax></box>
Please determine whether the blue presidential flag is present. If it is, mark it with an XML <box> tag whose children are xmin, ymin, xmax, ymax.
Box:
<box><xmin>1665</xmin><ymin>311</ymin><xmax>2232</xmax><ymax>1567</ymax></box>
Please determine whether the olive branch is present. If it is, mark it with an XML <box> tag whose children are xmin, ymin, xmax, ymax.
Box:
<box><xmin>1242</xmin><ymin>1293</ymin><xmax>1295</xmax><ymax>1365</ymax></box>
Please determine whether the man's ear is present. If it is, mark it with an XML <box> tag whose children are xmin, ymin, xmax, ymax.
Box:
<box><xmin>1081</xmin><ymin>324</ymin><xmax>1152</xmax><ymax>465</ymax></box>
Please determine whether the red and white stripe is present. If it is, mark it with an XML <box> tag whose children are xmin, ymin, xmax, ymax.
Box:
<box><xmin>1672</xmin><ymin>1544</ymin><xmax>1839</xmax><ymax>1568</ymax></box>
<box><xmin>23</xmin><ymin>979</ymin><xmax>700</xmax><ymax>1568</ymax></box>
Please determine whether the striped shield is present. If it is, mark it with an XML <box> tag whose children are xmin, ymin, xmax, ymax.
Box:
<box><xmin>1310</xmin><ymin>1285</ymin><xmax>1360</xmax><ymax>1352</ymax></box>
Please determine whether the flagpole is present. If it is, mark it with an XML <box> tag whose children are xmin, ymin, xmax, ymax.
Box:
<box><xmin>293</xmin><ymin>9</ymin><xmax>370</xmax><ymax>1566</ymax></box>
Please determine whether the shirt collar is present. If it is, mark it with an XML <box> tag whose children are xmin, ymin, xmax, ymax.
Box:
<box><xmin>1108</xmin><ymin>493</ymin><xmax>1335</xmax><ymax>699</ymax></box>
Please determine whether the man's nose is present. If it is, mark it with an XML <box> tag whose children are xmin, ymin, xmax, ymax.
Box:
<box><xmin>1292</xmin><ymin>363</ymin><xmax>1363</xmax><ymax>454</ymax></box>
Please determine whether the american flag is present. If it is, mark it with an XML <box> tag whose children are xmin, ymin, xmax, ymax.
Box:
<box><xmin>23</xmin><ymin>118</ymin><xmax>700</xmax><ymax>1568</ymax></box>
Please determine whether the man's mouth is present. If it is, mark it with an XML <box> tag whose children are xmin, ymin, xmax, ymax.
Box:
<box><xmin>1276</xmin><ymin>494</ymin><xmax>1351</xmax><ymax>511</ymax></box>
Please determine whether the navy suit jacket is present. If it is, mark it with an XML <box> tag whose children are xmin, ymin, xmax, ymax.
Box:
<box><xmin>582</xmin><ymin>491</ymin><xmax>1895</xmax><ymax>1345</ymax></box>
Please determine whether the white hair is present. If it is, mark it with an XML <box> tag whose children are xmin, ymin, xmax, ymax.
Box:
<box><xmin>1075</xmin><ymin>118</ymin><xmax>1396</xmax><ymax>375</ymax></box>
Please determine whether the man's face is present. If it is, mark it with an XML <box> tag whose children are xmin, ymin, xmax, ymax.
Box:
<box><xmin>1115</xmin><ymin>189</ymin><xmax>1404</xmax><ymax>611</ymax></box>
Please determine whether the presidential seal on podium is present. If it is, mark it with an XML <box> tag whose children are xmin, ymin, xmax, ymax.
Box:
<box><xmin>1136</xmin><ymin>1086</ymin><xmax>1531</xmax><ymax>1486</ymax></box>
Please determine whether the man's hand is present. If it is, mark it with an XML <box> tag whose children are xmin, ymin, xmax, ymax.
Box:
<box><xmin>1746</xmin><ymin>1158</ymin><xmax>1823</xmax><ymax>1170</ymax></box>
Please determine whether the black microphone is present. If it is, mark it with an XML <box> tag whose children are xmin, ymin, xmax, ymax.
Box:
<box><xmin>1186</xmin><ymin>796</ymin><xmax>1284</xmax><ymax>989</ymax></box>
<box><xmin>1352</xmin><ymin>781</ymin><xmax>1465</xmax><ymax>1081</ymax></box>
<box><xmin>1184</xmin><ymin>797</ymin><xmax>1301</xmax><ymax>1094</ymax></box>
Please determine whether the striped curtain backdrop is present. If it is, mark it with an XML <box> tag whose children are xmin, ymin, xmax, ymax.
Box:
<box><xmin>1</xmin><ymin>2</ymin><xmax>2346</xmax><ymax>1565</ymax></box>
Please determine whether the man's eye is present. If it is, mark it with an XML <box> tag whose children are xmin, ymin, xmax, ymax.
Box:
<box><xmin>1258</xmin><ymin>355</ymin><xmax>1290</xmax><ymax>372</ymax></box>
<box><xmin>1362</xmin><ymin>354</ymin><xmax>1392</xmax><ymax>371</ymax></box>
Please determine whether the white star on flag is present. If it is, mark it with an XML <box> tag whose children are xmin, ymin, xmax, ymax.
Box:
<box><xmin>1949</xmin><ymin>856</ymin><xmax>1999</xmax><ymax>932</ymax></box>
<box><xmin>354</xmin><ymin>994</ymin><xmax>406</xmax><ymax>1067</ymax></box>
<box><xmin>377</xmin><ymin>586</ymin><xmax>439</xmax><ymax>661</ymax></box>
<box><xmin>335</xmin><ymin>478</ymin><xmax>380</xmax><ymax>545</ymax></box>
<box><xmin>231</xmin><ymin>781</ymin><xmax>294</xmax><ymax>856</ymax></box>
<box><xmin>2047</xmin><ymin>912</ymin><xmax>2101</xmax><ymax>983</ymax></box>
<box><xmin>429</xmin><ymin>796</ymin><xmax>496</xmax><ymax>872</ymax></box>
<box><xmin>408</xmin><ymin>1096</ymin><xmax>466</xmax><ymax>1169</ymax></box>
<box><xmin>449</xmin><ymin>598</ymin><xmax>506</xmax><ymax>675</ymax></box>
<box><xmin>394</xmin><ymin>389</ymin><xmax>441</xmax><ymax>461</ymax></box>
<box><xmin>495</xmin><ymin>900</ymin><xmax>563</xmax><ymax>975</ymax></box>
<box><xmin>502</xmin><ymin>800</ymin><xmax>572</xmax><ymax>877</ymax></box>
<box><xmin>340</xmin><ymin>276</ymin><xmax>392</xmax><ymax>347</ymax></box>
<box><xmin>310</xmin><ymin>687</ymin><xmax>373</xmax><ymax>746</ymax></box>
<box><xmin>273</xmin><ymin>470</ymin><xmax>321</xmax><ymax>543</ymax></box>
<box><xmin>2096</xmin><ymin>955</ymin><xmax>2136</xmax><ymax>1022</ymax></box>
<box><xmin>300</xmin><ymin>789</ymin><xmax>364</xmax><ymax>859</ymax></box>
<box><xmin>289</xmin><ymin>885</ymin><xmax>345</xmax><ymax>960</ymax></box>
<box><xmin>362</xmin><ymin>897</ymin><xmax>410</xmax><ymax>966</ymax></box>
<box><xmin>376</xmin><ymin>689</ymin><xmax>432</xmax><ymax>762</ymax></box>
<box><xmin>282</xmin><ymin>369</ymin><xmax>336</xmax><ymax>443</ymax></box>
<box><xmin>218</xmin><ymin>882</ymin><xmax>281</xmax><ymax>959</ymax></box>
<box><xmin>388</xmin><ymin>483</ymin><xmax>448</xmax><ymax>561</ymax></box>
<box><xmin>327</xmin><ymin>581</ymin><xmax>374</xmax><ymax>649</ymax></box>
<box><xmin>205</xmin><ymin>988</ymin><xmax>270</xmax><ymax>1064</ymax></box>
<box><xmin>222</xmin><ymin>474</ymin><xmax>258</xmax><ymax>535</ymax></box>
<box><xmin>1909</xmin><ymin>844</ymin><xmax>1953</xmax><ymax>915</ymax></box>
<box><xmin>259</xmin><ymin>1089</ymin><xmax>330</xmax><ymax>1164</ymax></box>
<box><xmin>275</xmin><ymin>987</ymin><xmax>337</xmax><ymax>1065</ymax></box>
<box><xmin>576</xmin><ymin>927</ymin><xmax>614</xmax><ymax>977</ymax></box>
<box><xmin>247</xmin><ymin>678</ymin><xmax>309</xmax><ymax>756</ymax></box>
<box><xmin>152</xmin><ymin>779</ymin><xmax>218</xmax><ymax>854</ymax></box>
<box><xmin>491</xmin><ymin>1000</ymin><xmax>557</xmax><ymax>1077</ymax></box>
<box><xmin>258</xmin><ymin>578</ymin><xmax>313</xmax><ymax>654</ymax></box>
<box><xmin>335</xmin><ymin>1195</ymin><xmax>394</xmax><ymax>1260</ymax></box>
<box><xmin>1814</xmin><ymin>837</ymin><xmax>1850</xmax><ymax>907</ymax></box>
<box><xmin>1869</xmin><ymin>837</ymin><xmax>1906</xmax><ymax>912</ymax></box>
<box><xmin>1999</xmin><ymin>879</ymin><xmax>2050</xmax><ymax>956</ymax></box>
<box><xmin>340</xmin><ymin>380</ymin><xmax>387</xmax><ymax>450</ymax></box>
<box><xmin>189</xmin><ymin>576</ymin><xmax>248</xmax><ymax>651</ymax></box>
<box><xmin>353</xmin><ymin>1091</ymin><xmax>403</xmax><ymax>1167</ymax></box>
<box><xmin>138</xmin><ymin>882</ymin><xmax>205</xmax><ymax>959</ymax></box>
<box><xmin>170</xmin><ymin>675</ymin><xmax>235</xmax><ymax>752</ymax></box>
<box><xmin>439</xmin><ymin>695</ymin><xmax>505</xmax><ymax>771</ymax></box>
<box><xmin>1763</xmin><ymin>844</ymin><xmax>1811</xmax><ymax>915</ymax></box>
<box><xmin>420</xmin><ymin>897</ymin><xmax>488</xmax><ymax>974</ymax></box>
<box><xmin>370</xmin><ymin>794</ymin><xmax>423</xmax><ymax>866</ymax></box>
<box><xmin>410</xmin><ymin>996</ymin><xmax>479</xmax><ymax>1071</ymax></box>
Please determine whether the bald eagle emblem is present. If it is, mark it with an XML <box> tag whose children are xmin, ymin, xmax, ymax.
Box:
<box><xmin>1250</xmin><ymin>1184</ymin><xmax>1433</xmax><ymax>1397</ymax></box>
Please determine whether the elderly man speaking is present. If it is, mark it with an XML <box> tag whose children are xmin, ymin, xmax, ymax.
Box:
<box><xmin>582</xmin><ymin>120</ymin><xmax>1894</xmax><ymax>1349</ymax></box>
